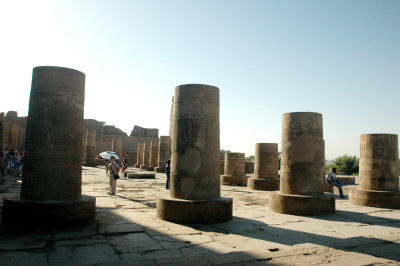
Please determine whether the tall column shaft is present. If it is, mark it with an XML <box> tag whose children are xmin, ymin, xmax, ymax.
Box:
<box><xmin>350</xmin><ymin>134</ymin><xmax>400</xmax><ymax>209</ymax></box>
<box><xmin>280</xmin><ymin>112</ymin><xmax>325</xmax><ymax>195</ymax></box>
<box><xmin>155</xmin><ymin>136</ymin><xmax>171</xmax><ymax>173</ymax></box>
<box><xmin>254</xmin><ymin>143</ymin><xmax>278</xmax><ymax>179</ymax></box>
<box><xmin>21</xmin><ymin>67</ymin><xmax>86</xmax><ymax>201</ymax></box>
<box><xmin>248</xmin><ymin>143</ymin><xmax>279</xmax><ymax>191</ymax></box>
<box><xmin>224</xmin><ymin>153</ymin><xmax>245</xmax><ymax>176</ymax></box>
<box><xmin>3</xmin><ymin>66</ymin><xmax>95</xmax><ymax>230</ymax></box>
<box><xmin>359</xmin><ymin>134</ymin><xmax>399</xmax><ymax>191</ymax></box>
<box><xmin>143</xmin><ymin>142</ymin><xmax>151</xmax><ymax>166</ymax></box>
<box><xmin>170</xmin><ymin>84</ymin><xmax>220</xmax><ymax>200</ymax></box>
<box><xmin>85</xmin><ymin>129</ymin><xmax>96</xmax><ymax>165</ymax></box>
<box><xmin>150</xmin><ymin>140</ymin><xmax>159</xmax><ymax>167</ymax></box>
<box><xmin>157</xmin><ymin>84</ymin><xmax>232</xmax><ymax>223</ymax></box>
<box><xmin>269</xmin><ymin>112</ymin><xmax>334</xmax><ymax>215</ymax></box>
<box><xmin>136</xmin><ymin>143</ymin><xmax>144</xmax><ymax>165</ymax></box>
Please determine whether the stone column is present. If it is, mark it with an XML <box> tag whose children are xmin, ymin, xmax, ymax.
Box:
<box><xmin>248</xmin><ymin>143</ymin><xmax>280</xmax><ymax>191</ymax></box>
<box><xmin>269</xmin><ymin>112</ymin><xmax>335</xmax><ymax>215</ymax></box>
<box><xmin>140</xmin><ymin>142</ymin><xmax>151</xmax><ymax>169</ymax></box>
<box><xmin>157</xmin><ymin>84</ymin><xmax>232</xmax><ymax>223</ymax></box>
<box><xmin>0</xmin><ymin>113</ymin><xmax>5</xmax><ymax>150</ymax></box>
<box><xmin>169</xmin><ymin>96</ymin><xmax>174</xmax><ymax>138</ymax></box>
<box><xmin>155</xmin><ymin>136</ymin><xmax>171</xmax><ymax>173</ymax></box>
<box><xmin>113</xmin><ymin>138</ymin><xmax>122</xmax><ymax>158</ymax></box>
<box><xmin>148</xmin><ymin>140</ymin><xmax>159</xmax><ymax>171</ymax></box>
<box><xmin>221</xmin><ymin>152</ymin><xmax>248</xmax><ymax>186</ymax></box>
<box><xmin>134</xmin><ymin>143</ymin><xmax>144</xmax><ymax>168</ymax></box>
<box><xmin>2</xmin><ymin>66</ymin><xmax>96</xmax><ymax>230</ymax></box>
<box><xmin>350</xmin><ymin>134</ymin><xmax>400</xmax><ymax>209</ymax></box>
<box><xmin>9</xmin><ymin>123</ymin><xmax>19</xmax><ymax>150</ymax></box>
<box><xmin>84</xmin><ymin>130</ymin><xmax>97</xmax><ymax>166</ymax></box>
<box><xmin>219</xmin><ymin>160</ymin><xmax>225</xmax><ymax>175</ymax></box>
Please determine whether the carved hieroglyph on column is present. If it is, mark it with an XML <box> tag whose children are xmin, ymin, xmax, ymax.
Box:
<box><xmin>155</xmin><ymin>136</ymin><xmax>171</xmax><ymax>173</ymax></box>
<box><xmin>157</xmin><ymin>84</ymin><xmax>232</xmax><ymax>223</ymax></box>
<box><xmin>350</xmin><ymin>134</ymin><xmax>399</xmax><ymax>209</ymax></box>
<box><xmin>221</xmin><ymin>152</ymin><xmax>248</xmax><ymax>186</ymax></box>
<box><xmin>2</xmin><ymin>66</ymin><xmax>96</xmax><ymax>230</ymax></box>
<box><xmin>269</xmin><ymin>112</ymin><xmax>335</xmax><ymax>215</ymax></box>
<box><xmin>134</xmin><ymin>143</ymin><xmax>144</xmax><ymax>168</ymax></box>
<box><xmin>248</xmin><ymin>143</ymin><xmax>279</xmax><ymax>191</ymax></box>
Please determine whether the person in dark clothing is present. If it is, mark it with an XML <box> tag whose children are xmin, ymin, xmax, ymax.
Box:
<box><xmin>165</xmin><ymin>159</ymin><xmax>171</xmax><ymax>190</ymax></box>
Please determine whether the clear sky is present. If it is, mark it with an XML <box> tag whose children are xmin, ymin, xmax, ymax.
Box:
<box><xmin>1</xmin><ymin>0</ymin><xmax>399</xmax><ymax>159</ymax></box>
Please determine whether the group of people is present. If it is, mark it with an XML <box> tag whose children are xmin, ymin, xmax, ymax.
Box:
<box><xmin>0</xmin><ymin>149</ymin><xmax>24</xmax><ymax>182</ymax></box>
<box><xmin>105</xmin><ymin>156</ymin><xmax>171</xmax><ymax>196</ymax></box>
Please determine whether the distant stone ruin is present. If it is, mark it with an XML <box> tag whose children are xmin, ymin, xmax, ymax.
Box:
<box><xmin>130</xmin><ymin>125</ymin><xmax>158</xmax><ymax>138</ymax></box>
<box><xmin>0</xmin><ymin>111</ymin><xmax>27</xmax><ymax>151</ymax></box>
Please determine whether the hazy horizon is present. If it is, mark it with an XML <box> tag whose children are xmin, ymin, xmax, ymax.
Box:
<box><xmin>1</xmin><ymin>0</ymin><xmax>399</xmax><ymax>159</ymax></box>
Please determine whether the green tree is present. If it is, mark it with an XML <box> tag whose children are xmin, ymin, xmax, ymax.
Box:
<box><xmin>332</xmin><ymin>155</ymin><xmax>359</xmax><ymax>175</ymax></box>
<box><xmin>245</xmin><ymin>155</ymin><xmax>255</xmax><ymax>162</ymax></box>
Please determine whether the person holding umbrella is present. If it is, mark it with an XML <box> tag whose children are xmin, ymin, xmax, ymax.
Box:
<box><xmin>108</xmin><ymin>156</ymin><xmax>120</xmax><ymax>196</ymax></box>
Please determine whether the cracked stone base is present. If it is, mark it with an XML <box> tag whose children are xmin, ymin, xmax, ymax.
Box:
<box><xmin>133</xmin><ymin>164</ymin><xmax>141</xmax><ymax>168</ymax></box>
<box><xmin>349</xmin><ymin>188</ymin><xmax>400</xmax><ymax>209</ymax></box>
<box><xmin>221</xmin><ymin>175</ymin><xmax>249</xmax><ymax>186</ymax></box>
<box><xmin>157</xmin><ymin>196</ymin><xmax>233</xmax><ymax>224</ymax></box>
<box><xmin>269</xmin><ymin>192</ymin><xmax>335</xmax><ymax>215</ymax></box>
<box><xmin>127</xmin><ymin>173</ymin><xmax>155</xmax><ymax>179</ymax></box>
<box><xmin>140</xmin><ymin>165</ymin><xmax>154</xmax><ymax>171</ymax></box>
<box><xmin>154</xmin><ymin>167</ymin><xmax>165</xmax><ymax>173</ymax></box>
<box><xmin>2</xmin><ymin>195</ymin><xmax>96</xmax><ymax>230</ymax></box>
<box><xmin>247</xmin><ymin>178</ymin><xmax>279</xmax><ymax>191</ymax></box>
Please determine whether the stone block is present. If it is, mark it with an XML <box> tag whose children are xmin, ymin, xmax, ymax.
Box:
<box><xmin>269</xmin><ymin>192</ymin><xmax>335</xmax><ymax>215</ymax></box>
<box><xmin>2</xmin><ymin>195</ymin><xmax>96</xmax><ymax>230</ymax></box>
<box><xmin>157</xmin><ymin>196</ymin><xmax>233</xmax><ymax>223</ymax></box>
<box><xmin>247</xmin><ymin>177</ymin><xmax>279</xmax><ymax>191</ymax></box>
<box><xmin>221</xmin><ymin>175</ymin><xmax>249</xmax><ymax>186</ymax></box>
<box><xmin>349</xmin><ymin>187</ymin><xmax>400</xmax><ymax>209</ymax></box>
<box><xmin>127</xmin><ymin>172</ymin><xmax>155</xmax><ymax>179</ymax></box>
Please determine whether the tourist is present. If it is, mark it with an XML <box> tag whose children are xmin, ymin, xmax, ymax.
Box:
<box><xmin>108</xmin><ymin>156</ymin><xmax>120</xmax><ymax>195</ymax></box>
<box><xmin>327</xmin><ymin>168</ymin><xmax>345</xmax><ymax>198</ymax></box>
<box><xmin>121</xmin><ymin>157</ymin><xmax>128</xmax><ymax>174</ymax></box>
<box><xmin>165</xmin><ymin>159</ymin><xmax>171</xmax><ymax>190</ymax></box>
<box><xmin>0</xmin><ymin>151</ymin><xmax>7</xmax><ymax>182</ymax></box>
<box><xmin>12</xmin><ymin>151</ymin><xmax>22</xmax><ymax>177</ymax></box>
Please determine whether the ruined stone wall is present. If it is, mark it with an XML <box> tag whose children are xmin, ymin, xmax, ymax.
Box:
<box><xmin>130</xmin><ymin>125</ymin><xmax>158</xmax><ymax>138</ymax></box>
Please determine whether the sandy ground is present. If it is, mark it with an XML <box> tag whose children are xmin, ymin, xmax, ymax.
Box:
<box><xmin>0</xmin><ymin>166</ymin><xmax>399</xmax><ymax>265</ymax></box>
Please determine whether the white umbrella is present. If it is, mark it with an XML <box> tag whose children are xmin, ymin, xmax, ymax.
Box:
<box><xmin>99</xmin><ymin>151</ymin><xmax>120</xmax><ymax>160</ymax></box>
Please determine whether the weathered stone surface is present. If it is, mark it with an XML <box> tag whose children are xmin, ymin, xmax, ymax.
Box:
<box><xmin>1</xmin><ymin>166</ymin><xmax>400</xmax><ymax>265</ymax></box>
<box><xmin>2</xmin><ymin>66</ymin><xmax>96</xmax><ymax>230</ymax></box>
<box><xmin>157</xmin><ymin>84</ymin><xmax>232</xmax><ymax>223</ymax></box>
<box><xmin>135</xmin><ymin>143</ymin><xmax>144</xmax><ymax>168</ymax></box>
<box><xmin>84</xmin><ymin>129</ymin><xmax>97</xmax><ymax>166</ymax></box>
<box><xmin>150</xmin><ymin>140</ymin><xmax>159</xmax><ymax>168</ymax></box>
<box><xmin>126</xmin><ymin>172</ymin><xmax>155</xmax><ymax>179</ymax></box>
<box><xmin>157</xmin><ymin>196</ymin><xmax>233</xmax><ymax>223</ymax></box>
<box><xmin>113</xmin><ymin>138</ymin><xmax>122</xmax><ymax>157</ymax></box>
<box><xmin>350</xmin><ymin>134</ymin><xmax>399</xmax><ymax>209</ymax></box>
<box><xmin>248</xmin><ymin>143</ymin><xmax>280</xmax><ymax>191</ymax></box>
<box><xmin>155</xmin><ymin>136</ymin><xmax>171</xmax><ymax>173</ymax></box>
<box><xmin>219</xmin><ymin>160</ymin><xmax>224</xmax><ymax>174</ymax></box>
<box><xmin>221</xmin><ymin>152</ymin><xmax>248</xmax><ymax>186</ymax></box>
<box><xmin>130</xmin><ymin>125</ymin><xmax>158</xmax><ymax>137</ymax></box>
<box><xmin>269</xmin><ymin>112</ymin><xmax>334</xmax><ymax>215</ymax></box>
<box><xmin>141</xmin><ymin>142</ymin><xmax>151</xmax><ymax>168</ymax></box>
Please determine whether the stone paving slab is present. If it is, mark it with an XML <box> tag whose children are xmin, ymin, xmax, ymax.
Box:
<box><xmin>0</xmin><ymin>167</ymin><xmax>400</xmax><ymax>265</ymax></box>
